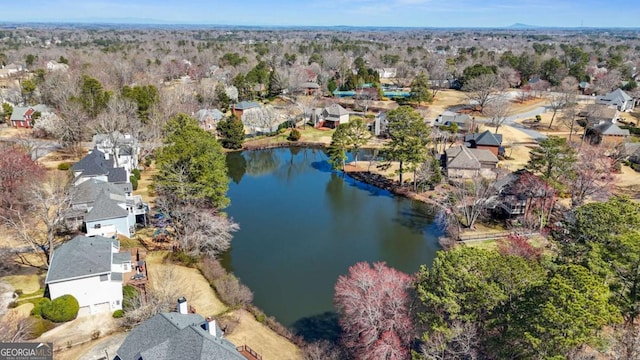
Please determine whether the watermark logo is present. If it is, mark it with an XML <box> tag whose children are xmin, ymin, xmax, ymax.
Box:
<box><xmin>0</xmin><ymin>342</ymin><xmax>52</xmax><ymax>360</ymax></box>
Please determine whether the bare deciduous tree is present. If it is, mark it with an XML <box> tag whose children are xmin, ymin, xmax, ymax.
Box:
<box><xmin>569</xmin><ymin>144</ymin><xmax>615</xmax><ymax>208</ymax></box>
<box><xmin>462</xmin><ymin>74</ymin><xmax>505</xmax><ymax>112</ymax></box>
<box><xmin>94</xmin><ymin>97</ymin><xmax>140</xmax><ymax>167</ymax></box>
<box><xmin>123</xmin><ymin>267</ymin><xmax>189</xmax><ymax>327</ymax></box>
<box><xmin>594</xmin><ymin>69</ymin><xmax>622</xmax><ymax>94</ymax></box>
<box><xmin>483</xmin><ymin>95</ymin><xmax>512</xmax><ymax>133</ymax></box>
<box><xmin>0</xmin><ymin>312</ymin><xmax>33</xmax><ymax>342</ymax></box>
<box><xmin>420</xmin><ymin>321</ymin><xmax>479</xmax><ymax>360</ymax></box>
<box><xmin>444</xmin><ymin>176</ymin><xmax>499</xmax><ymax>231</ymax></box>
<box><xmin>548</xmin><ymin>76</ymin><xmax>578</xmax><ymax>129</ymax></box>
<box><xmin>303</xmin><ymin>340</ymin><xmax>344</xmax><ymax>360</ymax></box>
<box><xmin>241</xmin><ymin>105</ymin><xmax>280</xmax><ymax>134</ymax></box>
<box><xmin>57</xmin><ymin>101</ymin><xmax>90</xmax><ymax>152</ymax></box>
<box><xmin>1</xmin><ymin>172</ymin><xmax>72</xmax><ymax>268</ymax></box>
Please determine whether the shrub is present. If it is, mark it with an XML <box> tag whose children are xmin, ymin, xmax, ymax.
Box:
<box><xmin>535</xmin><ymin>114</ymin><xmax>542</xmax><ymax>122</ymax></box>
<box><xmin>200</xmin><ymin>256</ymin><xmax>228</xmax><ymax>282</ymax></box>
<box><xmin>169</xmin><ymin>251</ymin><xmax>199</xmax><ymax>267</ymax></box>
<box><xmin>28</xmin><ymin>318</ymin><xmax>56</xmax><ymax>339</ymax></box>
<box><xmin>213</xmin><ymin>275</ymin><xmax>253</xmax><ymax>308</ymax></box>
<box><xmin>8</xmin><ymin>301</ymin><xmax>18</xmax><ymax>308</ymax></box>
<box><xmin>41</xmin><ymin>295</ymin><xmax>79</xmax><ymax>323</ymax></box>
<box><xmin>30</xmin><ymin>297</ymin><xmax>51</xmax><ymax>318</ymax></box>
<box><xmin>144</xmin><ymin>157</ymin><xmax>152</xmax><ymax>167</ymax></box>
<box><xmin>130</xmin><ymin>176</ymin><xmax>138</xmax><ymax>190</ymax></box>
<box><xmin>217</xmin><ymin>314</ymin><xmax>240</xmax><ymax>335</ymax></box>
<box><xmin>288</xmin><ymin>129</ymin><xmax>301</xmax><ymax>142</ymax></box>
<box><xmin>91</xmin><ymin>330</ymin><xmax>101</xmax><ymax>339</ymax></box>
<box><xmin>57</xmin><ymin>162</ymin><xmax>71</xmax><ymax>171</ymax></box>
<box><xmin>112</xmin><ymin>309</ymin><xmax>124</xmax><ymax>318</ymax></box>
<box><xmin>122</xmin><ymin>285</ymin><xmax>139</xmax><ymax>311</ymax></box>
<box><xmin>132</xmin><ymin>168</ymin><xmax>141</xmax><ymax>180</ymax></box>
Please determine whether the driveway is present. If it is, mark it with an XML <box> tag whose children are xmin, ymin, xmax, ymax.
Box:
<box><xmin>503</xmin><ymin>106</ymin><xmax>549</xmax><ymax>141</ymax></box>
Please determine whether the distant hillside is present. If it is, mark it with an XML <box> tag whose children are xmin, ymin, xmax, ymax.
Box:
<box><xmin>508</xmin><ymin>23</ymin><xmax>540</xmax><ymax>29</ymax></box>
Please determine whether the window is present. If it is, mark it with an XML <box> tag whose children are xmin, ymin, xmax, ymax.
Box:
<box><xmin>94</xmin><ymin>224</ymin><xmax>101</xmax><ymax>229</ymax></box>
<box><xmin>100</xmin><ymin>274</ymin><xmax>108</xmax><ymax>282</ymax></box>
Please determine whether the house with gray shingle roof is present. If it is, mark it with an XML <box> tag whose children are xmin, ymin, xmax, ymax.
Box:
<box><xmin>586</xmin><ymin>121</ymin><xmax>630</xmax><ymax>145</ymax></box>
<box><xmin>45</xmin><ymin>236</ymin><xmax>132</xmax><ymax>315</ymax></box>
<box><xmin>464</xmin><ymin>130</ymin><xmax>504</xmax><ymax>156</ymax></box>
<box><xmin>92</xmin><ymin>132</ymin><xmax>140</xmax><ymax>178</ymax></box>
<box><xmin>580</xmin><ymin>104</ymin><xmax>620</xmax><ymax>125</ymax></box>
<box><xmin>232</xmin><ymin>101</ymin><xmax>260</xmax><ymax>118</ymax></box>
<box><xmin>85</xmin><ymin>190</ymin><xmax>134</xmax><ymax>238</ymax></box>
<box><xmin>624</xmin><ymin>143</ymin><xmax>640</xmax><ymax>166</ymax></box>
<box><xmin>71</xmin><ymin>149</ymin><xmax>113</xmax><ymax>185</ymax></box>
<box><xmin>65</xmin><ymin>175</ymin><xmax>144</xmax><ymax>239</ymax></box>
<box><xmin>9</xmin><ymin>104</ymin><xmax>52</xmax><ymax>128</ymax></box>
<box><xmin>115</xmin><ymin>306</ymin><xmax>247</xmax><ymax>360</ymax></box>
<box><xmin>70</xmin><ymin>147</ymin><xmax>149</xmax><ymax>229</ymax></box>
<box><xmin>597</xmin><ymin>88</ymin><xmax>635</xmax><ymax>112</ymax></box>
<box><xmin>434</xmin><ymin>111</ymin><xmax>472</xmax><ymax>130</ymax></box>
<box><xmin>445</xmin><ymin>145</ymin><xmax>499</xmax><ymax>179</ymax></box>
<box><xmin>195</xmin><ymin>108</ymin><xmax>225</xmax><ymax>131</ymax></box>
<box><xmin>317</xmin><ymin>103</ymin><xmax>349</xmax><ymax>129</ymax></box>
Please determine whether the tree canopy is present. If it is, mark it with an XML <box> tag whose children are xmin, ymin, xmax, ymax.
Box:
<box><xmin>380</xmin><ymin>106</ymin><xmax>430</xmax><ymax>185</ymax></box>
<box><xmin>526</xmin><ymin>136</ymin><xmax>576</xmax><ymax>189</ymax></box>
<box><xmin>122</xmin><ymin>84</ymin><xmax>159</xmax><ymax>123</ymax></box>
<box><xmin>155</xmin><ymin>113</ymin><xmax>229</xmax><ymax>209</ymax></box>
<box><xmin>217</xmin><ymin>115</ymin><xmax>245</xmax><ymax>150</ymax></box>
<box><xmin>409</xmin><ymin>72</ymin><xmax>433</xmax><ymax>105</ymax></box>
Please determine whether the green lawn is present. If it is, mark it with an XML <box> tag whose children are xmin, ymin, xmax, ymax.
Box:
<box><xmin>2</xmin><ymin>274</ymin><xmax>43</xmax><ymax>294</ymax></box>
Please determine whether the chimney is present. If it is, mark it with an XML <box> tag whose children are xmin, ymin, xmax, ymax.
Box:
<box><xmin>177</xmin><ymin>297</ymin><xmax>188</xmax><ymax>314</ymax></box>
<box><xmin>203</xmin><ymin>316</ymin><xmax>220</xmax><ymax>338</ymax></box>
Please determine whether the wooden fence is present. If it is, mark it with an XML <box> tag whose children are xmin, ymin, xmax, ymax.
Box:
<box><xmin>458</xmin><ymin>231</ymin><xmax>539</xmax><ymax>243</ymax></box>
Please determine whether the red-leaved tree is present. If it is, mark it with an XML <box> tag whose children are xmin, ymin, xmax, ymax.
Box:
<box><xmin>497</xmin><ymin>234</ymin><xmax>542</xmax><ymax>261</ymax></box>
<box><xmin>334</xmin><ymin>262</ymin><xmax>413</xmax><ymax>360</ymax></box>
<box><xmin>0</xmin><ymin>145</ymin><xmax>45</xmax><ymax>214</ymax></box>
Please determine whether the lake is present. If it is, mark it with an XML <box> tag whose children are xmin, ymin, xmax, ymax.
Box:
<box><xmin>222</xmin><ymin>147</ymin><xmax>442</xmax><ymax>338</ymax></box>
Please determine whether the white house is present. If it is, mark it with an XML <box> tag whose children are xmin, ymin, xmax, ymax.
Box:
<box><xmin>597</xmin><ymin>88</ymin><xmax>635</xmax><ymax>112</ymax></box>
<box><xmin>45</xmin><ymin>236</ymin><xmax>131</xmax><ymax>315</ymax></box>
<box><xmin>46</xmin><ymin>60</ymin><xmax>69</xmax><ymax>72</ymax></box>
<box><xmin>376</xmin><ymin>68</ymin><xmax>397</xmax><ymax>79</ymax></box>
<box><xmin>92</xmin><ymin>132</ymin><xmax>140</xmax><ymax>178</ymax></box>
<box><xmin>65</xmin><ymin>175</ymin><xmax>147</xmax><ymax>239</ymax></box>
<box><xmin>84</xmin><ymin>189</ymin><xmax>135</xmax><ymax>238</ymax></box>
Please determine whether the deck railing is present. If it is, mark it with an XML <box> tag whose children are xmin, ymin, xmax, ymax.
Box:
<box><xmin>458</xmin><ymin>231</ymin><xmax>539</xmax><ymax>243</ymax></box>
<box><xmin>236</xmin><ymin>344</ymin><xmax>262</xmax><ymax>360</ymax></box>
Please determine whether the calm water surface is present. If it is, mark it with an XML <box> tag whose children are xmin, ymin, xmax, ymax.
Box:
<box><xmin>222</xmin><ymin>147</ymin><xmax>442</xmax><ymax>333</ymax></box>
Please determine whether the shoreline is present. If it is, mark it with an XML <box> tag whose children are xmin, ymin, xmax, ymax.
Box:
<box><xmin>239</xmin><ymin>139</ymin><xmax>449</xmax><ymax>210</ymax></box>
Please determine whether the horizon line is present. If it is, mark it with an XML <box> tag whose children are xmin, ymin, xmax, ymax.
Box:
<box><xmin>0</xmin><ymin>19</ymin><xmax>639</xmax><ymax>31</ymax></box>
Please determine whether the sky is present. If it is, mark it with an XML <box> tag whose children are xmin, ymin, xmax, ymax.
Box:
<box><xmin>1</xmin><ymin>0</ymin><xmax>638</xmax><ymax>28</ymax></box>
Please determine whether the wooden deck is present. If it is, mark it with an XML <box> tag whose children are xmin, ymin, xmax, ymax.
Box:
<box><xmin>123</xmin><ymin>248</ymin><xmax>149</xmax><ymax>289</ymax></box>
<box><xmin>236</xmin><ymin>345</ymin><xmax>262</xmax><ymax>360</ymax></box>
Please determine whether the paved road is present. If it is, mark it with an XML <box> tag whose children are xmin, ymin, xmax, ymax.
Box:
<box><xmin>0</xmin><ymin>136</ymin><xmax>62</xmax><ymax>160</ymax></box>
<box><xmin>470</xmin><ymin>103</ymin><xmax>549</xmax><ymax>141</ymax></box>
